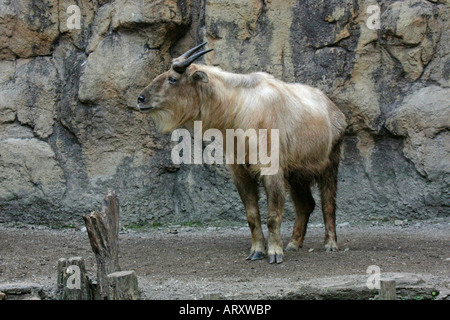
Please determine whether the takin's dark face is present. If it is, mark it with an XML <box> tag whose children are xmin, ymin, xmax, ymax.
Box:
<box><xmin>137</xmin><ymin>43</ymin><xmax>212</xmax><ymax>133</ymax></box>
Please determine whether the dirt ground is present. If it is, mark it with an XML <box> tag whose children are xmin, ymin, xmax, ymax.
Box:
<box><xmin>0</xmin><ymin>218</ymin><xmax>449</xmax><ymax>300</ymax></box>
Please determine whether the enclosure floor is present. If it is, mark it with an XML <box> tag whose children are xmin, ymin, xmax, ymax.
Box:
<box><xmin>0</xmin><ymin>220</ymin><xmax>449</xmax><ymax>299</ymax></box>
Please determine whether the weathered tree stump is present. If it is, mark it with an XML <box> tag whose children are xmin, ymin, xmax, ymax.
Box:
<box><xmin>107</xmin><ymin>271</ymin><xmax>140</xmax><ymax>300</ymax></box>
<box><xmin>379</xmin><ymin>280</ymin><xmax>397</xmax><ymax>300</ymax></box>
<box><xmin>82</xmin><ymin>190</ymin><xmax>121</xmax><ymax>300</ymax></box>
<box><xmin>81</xmin><ymin>190</ymin><xmax>140</xmax><ymax>300</ymax></box>
<box><xmin>56</xmin><ymin>257</ymin><xmax>91</xmax><ymax>300</ymax></box>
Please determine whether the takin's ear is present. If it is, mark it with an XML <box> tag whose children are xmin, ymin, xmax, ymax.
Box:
<box><xmin>191</xmin><ymin>70</ymin><xmax>209</xmax><ymax>83</ymax></box>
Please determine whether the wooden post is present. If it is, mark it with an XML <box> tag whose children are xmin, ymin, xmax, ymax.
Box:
<box><xmin>107</xmin><ymin>271</ymin><xmax>140</xmax><ymax>300</ymax></box>
<box><xmin>83</xmin><ymin>190</ymin><xmax>121</xmax><ymax>300</ymax></box>
<box><xmin>379</xmin><ymin>280</ymin><xmax>397</xmax><ymax>300</ymax></box>
<box><xmin>55</xmin><ymin>257</ymin><xmax>91</xmax><ymax>300</ymax></box>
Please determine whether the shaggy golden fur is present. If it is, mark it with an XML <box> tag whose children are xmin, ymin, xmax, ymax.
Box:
<box><xmin>138</xmin><ymin>61</ymin><xmax>347</xmax><ymax>263</ymax></box>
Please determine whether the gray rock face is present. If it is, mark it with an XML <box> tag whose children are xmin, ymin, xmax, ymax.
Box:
<box><xmin>0</xmin><ymin>0</ymin><xmax>448</xmax><ymax>226</ymax></box>
<box><xmin>0</xmin><ymin>0</ymin><xmax>60</xmax><ymax>60</ymax></box>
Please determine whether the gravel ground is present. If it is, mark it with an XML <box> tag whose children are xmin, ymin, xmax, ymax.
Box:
<box><xmin>0</xmin><ymin>218</ymin><xmax>449</xmax><ymax>300</ymax></box>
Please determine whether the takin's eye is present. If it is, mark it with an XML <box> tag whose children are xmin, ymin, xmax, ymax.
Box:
<box><xmin>168</xmin><ymin>76</ymin><xmax>177</xmax><ymax>85</ymax></box>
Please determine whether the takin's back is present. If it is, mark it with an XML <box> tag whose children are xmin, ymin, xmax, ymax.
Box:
<box><xmin>201</xmin><ymin>67</ymin><xmax>346</xmax><ymax>173</ymax></box>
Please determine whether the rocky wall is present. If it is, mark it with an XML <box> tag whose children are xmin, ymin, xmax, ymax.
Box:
<box><xmin>0</xmin><ymin>0</ymin><xmax>448</xmax><ymax>226</ymax></box>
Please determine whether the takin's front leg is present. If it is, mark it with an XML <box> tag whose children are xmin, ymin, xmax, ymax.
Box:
<box><xmin>229</xmin><ymin>164</ymin><xmax>266</xmax><ymax>260</ymax></box>
<box><xmin>262</xmin><ymin>171</ymin><xmax>286</xmax><ymax>264</ymax></box>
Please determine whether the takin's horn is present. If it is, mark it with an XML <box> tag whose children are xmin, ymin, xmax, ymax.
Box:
<box><xmin>172</xmin><ymin>45</ymin><xmax>213</xmax><ymax>74</ymax></box>
<box><xmin>179</xmin><ymin>41</ymin><xmax>208</xmax><ymax>59</ymax></box>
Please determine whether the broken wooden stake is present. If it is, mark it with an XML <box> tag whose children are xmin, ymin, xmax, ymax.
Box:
<box><xmin>56</xmin><ymin>257</ymin><xmax>91</xmax><ymax>300</ymax></box>
<box><xmin>81</xmin><ymin>190</ymin><xmax>139</xmax><ymax>300</ymax></box>
<box><xmin>82</xmin><ymin>190</ymin><xmax>121</xmax><ymax>299</ymax></box>
<box><xmin>379</xmin><ymin>280</ymin><xmax>397</xmax><ymax>300</ymax></box>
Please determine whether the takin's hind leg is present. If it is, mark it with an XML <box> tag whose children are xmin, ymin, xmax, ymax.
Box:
<box><xmin>286</xmin><ymin>178</ymin><xmax>315</xmax><ymax>252</ymax></box>
<box><xmin>318</xmin><ymin>168</ymin><xmax>339</xmax><ymax>252</ymax></box>
<box><xmin>318</xmin><ymin>140</ymin><xmax>343</xmax><ymax>252</ymax></box>
<box><xmin>229</xmin><ymin>164</ymin><xmax>266</xmax><ymax>260</ymax></box>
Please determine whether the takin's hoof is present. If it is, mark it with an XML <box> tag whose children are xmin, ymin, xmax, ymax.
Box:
<box><xmin>246</xmin><ymin>251</ymin><xmax>265</xmax><ymax>261</ymax></box>
<box><xmin>324</xmin><ymin>241</ymin><xmax>339</xmax><ymax>252</ymax></box>
<box><xmin>268</xmin><ymin>254</ymin><xmax>284</xmax><ymax>264</ymax></box>
<box><xmin>285</xmin><ymin>242</ymin><xmax>300</xmax><ymax>252</ymax></box>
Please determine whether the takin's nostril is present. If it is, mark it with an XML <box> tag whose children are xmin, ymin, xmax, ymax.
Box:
<box><xmin>138</xmin><ymin>95</ymin><xmax>146</xmax><ymax>103</ymax></box>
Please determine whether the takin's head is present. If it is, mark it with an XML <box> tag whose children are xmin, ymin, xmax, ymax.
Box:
<box><xmin>137</xmin><ymin>42</ymin><xmax>213</xmax><ymax>132</ymax></box>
